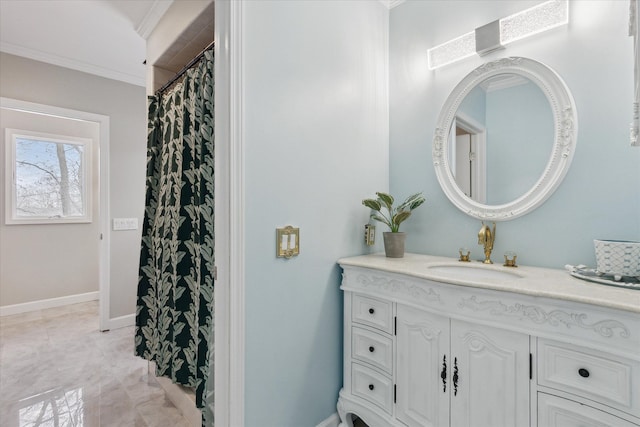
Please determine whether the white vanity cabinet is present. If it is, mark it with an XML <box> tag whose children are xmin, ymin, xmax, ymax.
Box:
<box><xmin>336</xmin><ymin>254</ymin><xmax>640</xmax><ymax>427</ymax></box>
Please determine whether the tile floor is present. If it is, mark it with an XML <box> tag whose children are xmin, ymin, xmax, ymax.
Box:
<box><xmin>0</xmin><ymin>301</ymin><xmax>192</xmax><ymax>427</ymax></box>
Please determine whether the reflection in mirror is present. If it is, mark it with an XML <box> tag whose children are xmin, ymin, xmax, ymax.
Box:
<box><xmin>433</xmin><ymin>57</ymin><xmax>577</xmax><ymax>221</ymax></box>
<box><xmin>449</xmin><ymin>74</ymin><xmax>554</xmax><ymax>205</ymax></box>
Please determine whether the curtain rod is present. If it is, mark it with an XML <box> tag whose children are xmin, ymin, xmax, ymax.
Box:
<box><xmin>156</xmin><ymin>40</ymin><xmax>215</xmax><ymax>95</ymax></box>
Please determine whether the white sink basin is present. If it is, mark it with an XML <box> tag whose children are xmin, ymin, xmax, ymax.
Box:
<box><xmin>426</xmin><ymin>263</ymin><xmax>522</xmax><ymax>281</ymax></box>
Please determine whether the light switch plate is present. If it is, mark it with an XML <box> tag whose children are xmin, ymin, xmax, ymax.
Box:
<box><xmin>364</xmin><ymin>224</ymin><xmax>376</xmax><ymax>246</ymax></box>
<box><xmin>113</xmin><ymin>217</ymin><xmax>138</xmax><ymax>231</ymax></box>
<box><xmin>276</xmin><ymin>226</ymin><xmax>299</xmax><ymax>258</ymax></box>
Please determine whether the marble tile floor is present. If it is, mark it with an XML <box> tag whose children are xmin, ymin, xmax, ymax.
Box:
<box><xmin>0</xmin><ymin>301</ymin><xmax>192</xmax><ymax>427</ymax></box>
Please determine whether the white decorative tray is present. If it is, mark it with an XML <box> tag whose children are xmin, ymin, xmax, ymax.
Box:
<box><xmin>566</xmin><ymin>264</ymin><xmax>640</xmax><ymax>290</ymax></box>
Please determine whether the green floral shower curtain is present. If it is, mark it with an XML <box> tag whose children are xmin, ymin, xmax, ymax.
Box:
<box><xmin>135</xmin><ymin>49</ymin><xmax>214</xmax><ymax>416</ymax></box>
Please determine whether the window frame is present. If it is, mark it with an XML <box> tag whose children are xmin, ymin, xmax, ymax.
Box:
<box><xmin>5</xmin><ymin>128</ymin><xmax>93</xmax><ymax>225</ymax></box>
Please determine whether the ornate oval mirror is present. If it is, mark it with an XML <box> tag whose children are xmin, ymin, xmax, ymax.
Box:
<box><xmin>433</xmin><ymin>57</ymin><xmax>577</xmax><ymax>220</ymax></box>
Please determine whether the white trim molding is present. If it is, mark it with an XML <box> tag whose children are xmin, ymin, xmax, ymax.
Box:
<box><xmin>136</xmin><ymin>0</ymin><xmax>174</xmax><ymax>40</ymax></box>
<box><xmin>229</xmin><ymin>0</ymin><xmax>246</xmax><ymax>424</ymax></box>
<box><xmin>0</xmin><ymin>42</ymin><xmax>145</xmax><ymax>87</ymax></box>
<box><xmin>105</xmin><ymin>313</ymin><xmax>135</xmax><ymax>330</ymax></box>
<box><xmin>4</xmin><ymin>128</ymin><xmax>94</xmax><ymax>225</ymax></box>
<box><xmin>214</xmin><ymin>0</ymin><xmax>245</xmax><ymax>426</ymax></box>
<box><xmin>0</xmin><ymin>291</ymin><xmax>98</xmax><ymax>317</ymax></box>
<box><xmin>379</xmin><ymin>0</ymin><xmax>406</xmax><ymax>10</ymax></box>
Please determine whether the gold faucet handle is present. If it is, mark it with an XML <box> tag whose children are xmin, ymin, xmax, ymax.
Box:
<box><xmin>459</xmin><ymin>248</ymin><xmax>471</xmax><ymax>262</ymax></box>
<box><xmin>504</xmin><ymin>251</ymin><xmax>518</xmax><ymax>267</ymax></box>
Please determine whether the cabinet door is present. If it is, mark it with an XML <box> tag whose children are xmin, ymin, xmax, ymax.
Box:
<box><xmin>450</xmin><ymin>320</ymin><xmax>530</xmax><ymax>427</ymax></box>
<box><xmin>396</xmin><ymin>305</ymin><xmax>450</xmax><ymax>427</ymax></box>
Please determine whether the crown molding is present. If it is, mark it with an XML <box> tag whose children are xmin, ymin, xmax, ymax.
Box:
<box><xmin>0</xmin><ymin>42</ymin><xmax>145</xmax><ymax>87</ymax></box>
<box><xmin>136</xmin><ymin>0</ymin><xmax>174</xmax><ymax>40</ymax></box>
<box><xmin>480</xmin><ymin>74</ymin><xmax>529</xmax><ymax>92</ymax></box>
<box><xmin>379</xmin><ymin>0</ymin><xmax>406</xmax><ymax>9</ymax></box>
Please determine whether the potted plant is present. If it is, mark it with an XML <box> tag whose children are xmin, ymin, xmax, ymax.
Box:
<box><xmin>362</xmin><ymin>192</ymin><xmax>426</xmax><ymax>258</ymax></box>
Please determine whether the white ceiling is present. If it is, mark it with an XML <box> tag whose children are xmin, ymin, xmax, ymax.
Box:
<box><xmin>0</xmin><ymin>0</ymin><xmax>403</xmax><ymax>88</ymax></box>
<box><xmin>0</xmin><ymin>0</ymin><xmax>174</xmax><ymax>87</ymax></box>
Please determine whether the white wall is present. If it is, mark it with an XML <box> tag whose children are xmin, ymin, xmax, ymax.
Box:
<box><xmin>389</xmin><ymin>0</ymin><xmax>640</xmax><ymax>268</ymax></box>
<box><xmin>0</xmin><ymin>108</ymin><xmax>100</xmax><ymax>306</ymax></box>
<box><xmin>242</xmin><ymin>1</ymin><xmax>389</xmax><ymax>425</ymax></box>
<box><xmin>0</xmin><ymin>53</ymin><xmax>147</xmax><ymax>319</ymax></box>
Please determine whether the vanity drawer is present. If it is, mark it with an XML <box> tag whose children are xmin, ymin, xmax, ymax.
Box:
<box><xmin>538</xmin><ymin>393</ymin><xmax>639</xmax><ymax>427</ymax></box>
<box><xmin>352</xmin><ymin>294</ymin><xmax>393</xmax><ymax>333</ymax></box>
<box><xmin>351</xmin><ymin>363</ymin><xmax>393</xmax><ymax>414</ymax></box>
<box><xmin>352</xmin><ymin>326</ymin><xmax>393</xmax><ymax>374</ymax></box>
<box><xmin>538</xmin><ymin>339</ymin><xmax>640</xmax><ymax>417</ymax></box>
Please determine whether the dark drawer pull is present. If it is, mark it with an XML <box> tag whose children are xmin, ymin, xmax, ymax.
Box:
<box><xmin>578</xmin><ymin>368</ymin><xmax>590</xmax><ymax>378</ymax></box>
<box><xmin>453</xmin><ymin>357</ymin><xmax>459</xmax><ymax>396</ymax></box>
<box><xmin>368</xmin><ymin>308</ymin><xmax>375</xmax><ymax>314</ymax></box>
<box><xmin>441</xmin><ymin>355</ymin><xmax>447</xmax><ymax>393</ymax></box>
<box><xmin>369</xmin><ymin>346</ymin><xmax>375</xmax><ymax>353</ymax></box>
<box><xmin>368</xmin><ymin>384</ymin><xmax>375</xmax><ymax>391</ymax></box>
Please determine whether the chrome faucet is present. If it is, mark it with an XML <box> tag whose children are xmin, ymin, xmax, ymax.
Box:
<box><xmin>478</xmin><ymin>222</ymin><xmax>496</xmax><ymax>264</ymax></box>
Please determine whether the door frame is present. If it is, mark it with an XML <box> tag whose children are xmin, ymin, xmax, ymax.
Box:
<box><xmin>0</xmin><ymin>97</ymin><xmax>111</xmax><ymax>331</ymax></box>
<box><xmin>453</xmin><ymin>112</ymin><xmax>487</xmax><ymax>204</ymax></box>
<box><xmin>214</xmin><ymin>0</ymin><xmax>245</xmax><ymax>425</ymax></box>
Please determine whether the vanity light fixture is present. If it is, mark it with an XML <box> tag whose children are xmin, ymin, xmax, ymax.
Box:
<box><xmin>427</xmin><ymin>0</ymin><xmax>569</xmax><ymax>70</ymax></box>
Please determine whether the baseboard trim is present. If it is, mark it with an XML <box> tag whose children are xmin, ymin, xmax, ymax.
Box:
<box><xmin>0</xmin><ymin>291</ymin><xmax>99</xmax><ymax>317</ymax></box>
<box><xmin>105</xmin><ymin>313</ymin><xmax>135</xmax><ymax>330</ymax></box>
<box><xmin>317</xmin><ymin>413</ymin><xmax>340</xmax><ymax>427</ymax></box>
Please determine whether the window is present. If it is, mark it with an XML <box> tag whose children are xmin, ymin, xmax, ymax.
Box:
<box><xmin>5</xmin><ymin>128</ymin><xmax>92</xmax><ymax>224</ymax></box>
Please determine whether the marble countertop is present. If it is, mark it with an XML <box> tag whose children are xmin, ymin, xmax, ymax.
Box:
<box><xmin>338</xmin><ymin>253</ymin><xmax>640</xmax><ymax>314</ymax></box>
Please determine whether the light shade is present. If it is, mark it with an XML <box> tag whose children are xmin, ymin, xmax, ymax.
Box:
<box><xmin>427</xmin><ymin>31</ymin><xmax>476</xmax><ymax>70</ymax></box>
<box><xmin>500</xmin><ymin>0</ymin><xmax>569</xmax><ymax>45</ymax></box>
<box><xmin>427</xmin><ymin>0</ymin><xmax>569</xmax><ymax>70</ymax></box>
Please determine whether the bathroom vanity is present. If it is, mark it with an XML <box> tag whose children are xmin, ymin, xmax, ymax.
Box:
<box><xmin>336</xmin><ymin>253</ymin><xmax>640</xmax><ymax>427</ymax></box>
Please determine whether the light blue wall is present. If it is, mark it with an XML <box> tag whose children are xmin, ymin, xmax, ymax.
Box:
<box><xmin>456</xmin><ymin>81</ymin><xmax>552</xmax><ymax>204</ymax></box>
<box><xmin>390</xmin><ymin>0</ymin><xmax>640</xmax><ymax>268</ymax></box>
<box><xmin>485</xmin><ymin>81</ymin><xmax>554</xmax><ymax>204</ymax></box>
<box><xmin>243</xmin><ymin>1</ymin><xmax>388</xmax><ymax>426</ymax></box>
<box><xmin>458</xmin><ymin>85</ymin><xmax>486</xmax><ymax>126</ymax></box>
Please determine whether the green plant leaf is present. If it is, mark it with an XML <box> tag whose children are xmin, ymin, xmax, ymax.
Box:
<box><xmin>370</xmin><ymin>214</ymin><xmax>392</xmax><ymax>229</ymax></box>
<box><xmin>376</xmin><ymin>192</ymin><xmax>394</xmax><ymax>210</ymax></box>
<box><xmin>362</xmin><ymin>199</ymin><xmax>382</xmax><ymax>211</ymax></box>
<box><xmin>398</xmin><ymin>192</ymin><xmax>426</xmax><ymax>211</ymax></box>
<box><xmin>392</xmin><ymin>211</ymin><xmax>412</xmax><ymax>227</ymax></box>
<box><xmin>363</xmin><ymin>191</ymin><xmax>425</xmax><ymax>232</ymax></box>
<box><xmin>409</xmin><ymin>197</ymin><xmax>425</xmax><ymax>210</ymax></box>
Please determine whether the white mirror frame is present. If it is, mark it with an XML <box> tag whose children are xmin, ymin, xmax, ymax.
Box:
<box><xmin>433</xmin><ymin>57</ymin><xmax>578</xmax><ymax>221</ymax></box>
